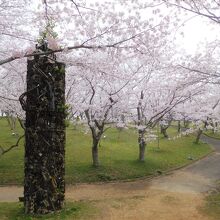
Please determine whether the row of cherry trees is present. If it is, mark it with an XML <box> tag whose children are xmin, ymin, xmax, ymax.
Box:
<box><xmin>1</xmin><ymin>47</ymin><xmax>219</xmax><ymax>165</ymax></box>
<box><xmin>1</xmin><ymin>0</ymin><xmax>220</xmax><ymax>165</ymax></box>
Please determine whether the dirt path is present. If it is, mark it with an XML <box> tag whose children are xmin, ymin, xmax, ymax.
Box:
<box><xmin>1</xmin><ymin>135</ymin><xmax>219</xmax><ymax>219</ymax></box>
<box><xmin>0</xmin><ymin>184</ymin><xmax>210</xmax><ymax>220</ymax></box>
<box><xmin>93</xmin><ymin>190</ymin><xmax>210</xmax><ymax>220</ymax></box>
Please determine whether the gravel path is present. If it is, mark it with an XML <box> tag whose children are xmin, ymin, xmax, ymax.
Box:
<box><xmin>151</xmin><ymin>135</ymin><xmax>220</xmax><ymax>193</ymax></box>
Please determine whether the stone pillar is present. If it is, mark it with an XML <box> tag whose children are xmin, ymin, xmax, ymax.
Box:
<box><xmin>20</xmin><ymin>51</ymin><xmax>66</xmax><ymax>214</ymax></box>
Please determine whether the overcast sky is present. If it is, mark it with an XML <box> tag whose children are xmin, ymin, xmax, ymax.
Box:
<box><xmin>175</xmin><ymin>15</ymin><xmax>218</xmax><ymax>55</ymax></box>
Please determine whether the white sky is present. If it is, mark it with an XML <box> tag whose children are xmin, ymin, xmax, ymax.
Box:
<box><xmin>175</xmin><ymin>16</ymin><xmax>218</xmax><ymax>55</ymax></box>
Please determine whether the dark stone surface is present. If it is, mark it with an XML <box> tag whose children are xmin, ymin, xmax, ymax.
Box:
<box><xmin>21</xmin><ymin>55</ymin><xmax>66</xmax><ymax>214</ymax></box>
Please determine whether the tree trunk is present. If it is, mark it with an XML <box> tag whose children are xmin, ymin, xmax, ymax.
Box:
<box><xmin>138</xmin><ymin>130</ymin><xmax>146</xmax><ymax>161</ymax></box>
<box><xmin>211</xmin><ymin>120</ymin><xmax>215</xmax><ymax>133</ymax></box>
<box><xmin>183</xmin><ymin>119</ymin><xmax>189</xmax><ymax>128</ymax></box>
<box><xmin>92</xmin><ymin>139</ymin><xmax>99</xmax><ymax>167</ymax></box>
<box><xmin>195</xmin><ymin>122</ymin><xmax>208</xmax><ymax>144</ymax></box>
<box><xmin>5</xmin><ymin>113</ymin><xmax>16</xmax><ymax>134</ymax></box>
<box><xmin>177</xmin><ymin>120</ymin><xmax>181</xmax><ymax>133</ymax></box>
<box><xmin>161</xmin><ymin>126</ymin><xmax>169</xmax><ymax>138</ymax></box>
<box><xmin>195</xmin><ymin>128</ymin><xmax>203</xmax><ymax>144</ymax></box>
<box><xmin>21</xmin><ymin>55</ymin><xmax>66</xmax><ymax>214</ymax></box>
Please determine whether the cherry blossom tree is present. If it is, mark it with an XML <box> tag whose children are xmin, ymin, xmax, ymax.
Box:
<box><xmin>163</xmin><ymin>0</ymin><xmax>220</xmax><ymax>89</ymax></box>
<box><xmin>65</xmin><ymin>49</ymin><xmax>142</xmax><ymax>166</ymax></box>
<box><xmin>0</xmin><ymin>0</ymin><xmax>178</xmax><ymax>65</ymax></box>
<box><xmin>132</xmin><ymin>72</ymin><xmax>203</xmax><ymax>161</ymax></box>
<box><xmin>170</xmin><ymin>82</ymin><xmax>220</xmax><ymax>144</ymax></box>
<box><xmin>160</xmin><ymin>112</ymin><xmax>173</xmax><ymax>138</ymax></box>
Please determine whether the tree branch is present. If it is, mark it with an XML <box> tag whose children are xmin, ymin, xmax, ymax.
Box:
<box><xmin>0</xmin><ymin>134</ymin><xmax>24</xmax><ymax>155</ymax></box>
<box><xmin>163</xmin><ymin>0</ymin><xmax>220</xmax><ymax>24</ymax></box>
<box><xmin>0</xmin><ymin>28</ymin><xmax>158</xmax><ymax>66</ymax></box>
<box><xmin>0</xmin><ymin>95</ymin><xmax>19</xmax><ymax>101</ymax></box>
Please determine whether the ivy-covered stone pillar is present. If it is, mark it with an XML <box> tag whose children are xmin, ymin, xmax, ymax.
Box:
<box><xmin>20</xmin><ymin>47</ymin><xmax>66</xmax><ymax>214</ymax></box>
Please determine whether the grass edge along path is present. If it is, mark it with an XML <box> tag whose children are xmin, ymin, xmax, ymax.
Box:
<box><xmin>204</xmin><ymin>131</ymin><xmax>220</xmax><ymax>140</ymax></box>
<box><xmin>0</xmin><ymin>201</ymin><xmax>97</xmax><ymax>220</ymax></box>
<box><xmin>201</xmin><ymin>182</ymin><xmax>220</xmax><ymax>220</ymax></box>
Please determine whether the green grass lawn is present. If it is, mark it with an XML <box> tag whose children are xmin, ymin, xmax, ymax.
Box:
<box><xmin>0</xmin><ymin>201</ymin><xmax>96</xmax><ymax>220</ymax></box>
<box><xmin>0</xmin><ymin>118</ymin><xmax>212</xmax><ymax>185</ymax></box>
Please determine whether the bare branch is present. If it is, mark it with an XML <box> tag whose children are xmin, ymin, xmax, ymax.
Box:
<box><xmin>0</xmin><ymin>134</ymin><xmax>24</xmax><ymax>155</ymax></box>
<box><xmin>178</xmin><ymin>64</ymin><xmax>220</xmax><ymax>78</ymax></box>
<box><xmin>70</xmin><ymin>0</ymin><xmax>83</xmax><ymax>19</ymax></box>
<box><xmin>163</xmin><ymin>0</ymin><xmax>220</xmax><ymax>24</ymax></box>
<box><xmin>0</xmin><ymin>95</ymin><xmax>19</xmax><ymax>101</ymax></box>
<box><xmin>1</xmin><ymin>32</ymin><xmax>36</xmax><ymax>42</ymax></box>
